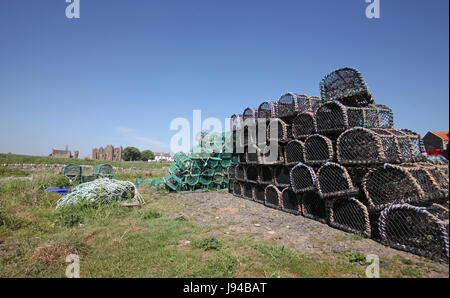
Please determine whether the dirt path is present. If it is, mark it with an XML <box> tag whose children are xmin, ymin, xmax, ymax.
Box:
<box><xmin>144</xmin><ymin>190</ymin><xmax>449</xmax><ymax>277</ymax></box>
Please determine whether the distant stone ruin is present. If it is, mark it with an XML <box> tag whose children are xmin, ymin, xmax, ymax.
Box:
<box><xmin>49</xmin><ymin>145</ymin><xmax>78</xmax><ymax>159</ymax></box>
<box><xmin>88</xmin><ymin>145</ymin><xmax>122</xmax><ymax>161</ymax></box>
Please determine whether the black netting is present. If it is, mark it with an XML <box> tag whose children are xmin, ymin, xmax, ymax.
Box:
<box><xmin>243</xmin><ymin>182</ymin><xmax>254</xmax><ymax>200</ymax></box>
<box><xmin>301</xmin><ymin>192</ymin><xmax>328</xmax><ymax>224</ymax></box>
<box><xmin>315</xmin><ymin>102</ymin><xmax>347</xmax><ymax>133</ymax></box>
<box><xmin>246</xmin><ymin>165</ymin><xmax>258</xmax><ymax>182</ymax></box>
<box><xmin>258</xmin><ymin>166</ymin><xmax>273</xmax><ymax>184</ymax></box>
<box><xmin>400</xmin><ymin>163</ymin><xmax>448</xmax><ymax>201</ymax></box>
<box><xmin>233</xmin><ymin>181</ymin><xmax>242</xmax><ymax>197</ymax></box>
<box><xmin>258</xmin><ymin>101</ymin><xmax>278</xmax><ymax>120</ymax></box>
<box><xmin>379</xmin><ymin>204</ymin><xmax>449</xmax><ymax>262</ymax></box>
<box><xmin>292</xmin><ymin>112</ymin><xmax>316</xmax><ymax>139</ymax></box>
<box><xmin>243</xmin><ymin>107</ymin><xmax>257</xmax><ymax>121</ymax></box>
<box><xmin>260</xmin><ymin>143</ymin><xmax>285</xmax><ymax>165</ymax></box>
<box><xmin>265</xmin><ymin>185</ymin><xmax>282</xmax><ymax>209</ymax></box>
<box><xmin>285</xmin><ymin>140</ymin><xmax>305</xmax><ymax>165</ymax></box>
<box><xmin>320</xmin><ymin>67</ymin><xmax>373</xmax><ymax>106</ymax></box>
<box><xmin>281</xmin><ymin>188</ymin><xmax>301</xmax><ymax>215</ymax></box>
<box><xmin>304</xmin><ymin>134</ymin><xmax>334</xmax><ymax>165</ymax></box>
<box><xmin>228</xmin><ymin>165</ymin><xmax>236</xmax><ymax>180</ymax></box>
<box><xmin>274</xmin><ymin>165</ymin><xmax>292</xmax><ymax>187</ymax></box>
<box><xmin>246</xmin><ymin>145</ymin><xmax>261</xmax><ymax>164</ymax></box>
<box><xmin>235</xmin><ymin>165</ymin><xmax>245</xmax><ymax>181</ymax></box>
<box><xmin>290</xmin><ymin>163</ymin><xmax>317</xmax><ymax>193</ymax></box>
<box><xmin>329</xmin><ymin>197</ymin><xmax>371</xmax><ymax>237</ymax></box>
<box><xmin>230</xmin><ymin>114</ymin><xmax>243</xmax><ymax>131</ymax></box>
<box><xmin>317</xmin><ymin>162</ymin><xmax>359</xmax><ymax>198</ymax></box>
<box><xmin>267</xmin><ymin>119</ymin><xmax>290</xmax><ymax>143</ymax></box>
<box><xmin>254</xmin><ymin>184</ymin><xmax>266</xmax><ymax>203</ymax></box>
<box><xmin>277</xmin><ymin>93</ymin><xmax>297</xmax><ymax>118</ymax></box>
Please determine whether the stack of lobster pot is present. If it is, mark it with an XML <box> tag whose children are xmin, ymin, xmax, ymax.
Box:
<box><xmin>228</xmin><ymin>67</ymin><xmax>449</xmax><ymax>263</ymax></box>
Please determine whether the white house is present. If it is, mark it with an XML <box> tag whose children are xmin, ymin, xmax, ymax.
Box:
<box><xmin>153</xmin><ymin>152</ymin><xmax>174</xmax><ymax>162</ymax></box>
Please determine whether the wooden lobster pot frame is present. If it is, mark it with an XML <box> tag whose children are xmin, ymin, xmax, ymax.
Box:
<box><xmin>245</xmin><ymin>165</ymin><xmax>259</xmax><ymax>183</ymax></box>
<box><xmin>277</xmin><ymin>93</ymin><xmax>322</xmax><ymax>119</ymax></box>
<box><xmin>301</xmin><ymin>192</ymin><xmax>329</xmax><ymax>224</ymax></box>
<box><xmin>317</xmin><ymin>162</ymin><xmax>359</xmax><ymax>198</ymax></box>
<box><xmin>284</xmin><ymin>140</ymin><xmax>305</xmax><ymax>166</ymax></box>
<box><xmin>245</xmin><ymin>144</ymin><xmax>262</xmax><ymax>164</ymax></box>
<box><xmin>232</xmin><ymin>181</ymin><xmax>243</xmax><ymax>197</ymax></box>
<box><xmin>379</xmin><ymin>203</ymin><xmax>449</xmax><ymax>262</ymax></box>
<box><xmin>228</xmin><ymin>179</ymin><xmax>234</xmax><ymax>194</ymax></box>
<box><xmin>292</xmin><ymin>112</ymin><xmax>317</xmax><ymax>139</ymax></box>
<box><xmin>320</xmin><ymin>67</ymin><xmax>374</xmax><ymax>107</ymax></box>
<box><xmin>337</xmin><ymin>127</ymin><xmax>426</xmax><ymax>166</ymax></box>
<box><xmin>315</xmin><ymin>101</ymin><xmax>393</xmax><ymax>134</ymax></box>
<box><xmin>230</xmin><ymin>114</ymin><xmax>243</xmax><ymax>131</ymax></box>
<box><xmin>235</xmin><ymin>164</ymin><xmax>246</xmax><ymax>182</ymax></box>
<box><xmin>274</xmin><ymin>165</ymin><xmax>293</xmax><ymax>188</ymax></box>
<box><xmin>265</xmin><ymin>184</ymin><xmax>283</xmax><ymax>210</ymax></box>
<box><xmin>290</xmin><ymin>162</ymin><xmax>318</xmax><ymax>194</ymax></box>
<box><xmin>227</xmin><ymin>164</ymin><xmax>236</xmax><ymax>180</ymax></box>
<box><xmin>258</xmin><ymin>165</ymin><xmax>274</xmax><ymax>185</ymax></box>
<box><xmin>257</xmin><ymin>101</ymin><xmax>278</xmax><ymax>120</ymax></box>
<box><xmin>362</xmin><ymin>163</ymin><xmax>446</xmax><ymax>212</ymax></box>
<box><xmin>281</xmin><ymin>188</ymin><xmax>301</xmax><ymax>215</ymax></box>
<box><xmin>259</xmin><ymin>142</ymin><xmax>285</xmax><ymax>165</ymax></box>
<box><xmin>243</xmin><ymin>119</ymin><xmax>258</xmax><ymax>147</ymax></box>
<box><xmin>254</xmin><ymin>184</ymin><xmax>266</xmax><ymax>204</ymax></box>
<box><xmin>266</xmin><ymin>118</ymin><xmax>291</xmax><ymax>143</ymax></box>
<box><xmin>304</xmin><ymin>134</ymin><xmax>334</xmax><ymax>166</ymax></box>
<box><xmin>328</xmin><ymin>197</ymin><xmax>372</xmax><ymax>238</ymax></box>
<box><xmin>243</xmin><ymin>182</ymin><xmax>255</xmax><ymax>201</ymax></box>
<box><xmin>242</xmin><ymin>107</ymin><xmax>258</xmax><ymax>122</ymax></box>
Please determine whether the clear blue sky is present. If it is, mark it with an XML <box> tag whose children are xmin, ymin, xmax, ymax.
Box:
<box><xmin>0</xmin><ymin>0</ymin><xmax>448</xmax><ymax>157</ymax></box>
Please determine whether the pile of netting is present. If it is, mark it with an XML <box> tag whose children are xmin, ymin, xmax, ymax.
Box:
<box><xmin>56</xmin><ymin>178</ymin><xmax>143</xmax><ymax>209</ymax></box>
<box><xmin>137</xmin><ymin>132</ymin><xmax>232</xmax><ymax>193</ymax></box>
<box><xmin>228</xmin><ymin>67</ymin><xmax>449</xmax><ymax>263</ymax></box>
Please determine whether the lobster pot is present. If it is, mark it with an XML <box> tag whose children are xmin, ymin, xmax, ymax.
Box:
<box><xmin>265</xmin><ymin>185</ymin><xmax>282</xmax><ymax>209</ymax></box>
<box><xmin>213</xmin><ymin>173</ymin><xmax>225</xmax><ymax>184</ymax></box>
<box><xmin>290</xmin><ymin>163</ymin><xmax>317</xmax><ymax>193</ymax></box>
<box><xmin>285</xmin><ymin>140</ymin><xmax>305</xmax><ymax>166</ymax></box>
<box><xmin>63</xmin><ymin>164</ymin><xmax>82</xmax><ymax>178</ymax></box>
<box><xmin>245</xmin><ymin>165</ymin><xmax>259</xmax><ymax>183</ymax></box>
<box><xmin>379</xmin><ymin>203</ymin><xmax>449</xmax><ymax>262</ymax></box>
<box><xmin>301</xmin><ymin>192</ymin><xmax>329</xmax><ymax>224</ymax></box>
<box><xmin>258</xmin><ymin>166</ymin><xmax>274</xmax><ymax>185</ymax></box>
<box><xmin>164</xmin><ymin>174</ymin><xmax>183</xmax><ymax>191</ymax></box>
<box><xmin>232</xmin><ymin>181</ymin><xmax>243</xmax><ymax>197</ymax></box>
<box><xmin>257</xmin><ymin>101</ymin><xmax>278</xmax><ymax>120</ymax></box>
<box><xmin>426</xmin><ymin>155</ymin><xmax>449</xmax><ymax>165</ymax></box>
<box><xmin>243</xmin><ymin>182</ymin><xmax>254</xmax><ymax>200</ymax></box>
<box><xmin>228</xmin><ymin>179</ymin><xmax>234</xmax><ymax>193</ymax></box>
<box><xmin>243</xmin><ymin>107</ymin><xmax>258</xmax><ymax>121</ymax></box>
<box><xmin>304</xmin><ymin>134</ymin><xmax>334</xmax><ymax>165</ymax></box>
<box><xmin>232</xmin><ymin>129</ymin><xmax>245</xmax><ymax>152</ymax></box>
<box><xmin>184</xmin><ymin>174</ymin><xmax>200</xmax><ymax>186</ymax></box>
<box><xmin>315</xmin><ymin>101</ymin><xmax>393</xmax><ymax>134</ymax></box>
<box><xmin>267</xmin><ymin>119</ymin><xmax>291</xmax><ymax>143</ymax></box>
<box><xmin>337</xmin><ymin>127</ymin><xmax>426</xmax><ymax>165</ymax></box>
<box><xmin>328</xmin><ymin>197</ymin><xmax>372</xmax><ymax>238</ymax></box>
<box><xmin>243</xmin><ymin>119</ymin><xmax>258</xmax><ymax>147</ymax></box>
<box><xmin>292</xmin><ymin>112</ymin><xmax>317</xmax><ymax>139</ymax></box>
<box><xmin>296</xmin><ymin>95</ymin><xmax>322</xmax><ymax>114</ymax></box>
<box><xmin>399</xmin><ymin>163</ymin><xmax>448</xmax><ymax>200</ymax></box>
<box><xmin>320</xmin><ymin>67</ymin><xmax>373</xmax><ymax>106</ymax></box>
<box><xmin>200</xmin><ymin>169</ymin><xmax>214</xmax><ymax>186</ymax></box>
<box><xmin>281</xmin><ymin>188</ymin><xmax>301</xmax><ymax>215</ymax></box>
<box><xmin>254</xmin><ymin>184</ymin><xmax>266</xmax><ymax>204</ymax></box>
<box><xmin>246</xmin><ymin>145</ymin><xmax>262</xmax><ymax>164</ymax></box>
<box><xmin>362</xmin><ymin>164</ymin><xmax>425</xmax><ymax>211</ymax></box>
<box><xmin>274</xmin><ymin>165</ymin><xmax>292</xmax><ymax>188</ymax></box>
<box><xmin>317</xmin><ymin>163</ymin><xmax>359</xmax><ymax>198</ymax></box>
<box><xmin>260</xmin><ymin>143</ymin><xmax>285</xmax><ymax>165</ymax></box>
<box><xmin>235</xmin><ymin>165</ymin><xmax>246</xmax><ymax>182</ymax></box>
<box><xmin>277</xmin><ymin>92</ymin><xmax>298</xmax><ymax>118</ymax></box>
<box><xmin>230</xmin><ymin>114</ymin><xmax>243</xmax><ymax>131</ymax></box>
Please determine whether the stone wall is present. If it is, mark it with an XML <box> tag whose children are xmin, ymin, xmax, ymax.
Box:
<box><xmin>0</xmin><ymin>163</ymin><xmax>144</xmax><ymax>173</ymax></box>
<box><xmin>90</xmin><ymin>145</ymin><xmax>122</xmax><ymax>161</ymax></box>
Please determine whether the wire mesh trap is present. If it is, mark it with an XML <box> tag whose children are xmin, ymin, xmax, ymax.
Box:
<box><xmin>243</xmin><ymin>182</ymin><xmax>255</xmax><ymax>200</ymax></box>
<box><xmin>290</xmin><ymin>162</ymin><xmax>317</xmax><ymax>193</ymax></box>
<box><xmin>274</xmin><ymin>165</ymin><xmax>292</xmax><ymax>188</ymax></box>
<box><xmin>379</xmin><ymin>203</ymin><xmax>449</xmax><ymax>262</ymax></box>
<box><xmin>304</xmin><ymin>134</ymin><xmax>334</xmax><ymax>165</ymax></box>
<box><xmin>235</xmin><ymin>164</ymin><xmax>246</xmax><ymax>181</ymax></box>
<box><xmin>243</xmin><ymin>119</ymin><xmax>258</xmax><ymax>147</ymax></box>
<box><xmin>315</xmin><ymin>101</ymin><xmax>393</xmax><ymax>134</ymax></box>
<box><xmin>317</xmin><ymin>162</ymin><xmax>359</xmax><ymax>198</ymax></box>
<box><xmin>245</xmin><ymin>165</ymin><xmax>259</xmax><ymax>183</ymax></box>
<box><xmin>266</xmin><ymin>118</ymin><xmax>291</xmax><ymax>143</ymax></box>
<box><xmin>246</xmin><ymin>145</ymin><xmax>262</xmax><ymax>164</ymax></box>
<box><xmin>285</xmin><ymin>140</ymin><xmax>305</xmax><ymax>166</ymax></box>
<box><xmin>254</xmin><ymin>184</ymin><xmax>266</xmax><ymax>204</ymax></box>
<box><xmin>328</xmin><ymin>197</ymin><xmax>372</xmax><ymax>238</ymax></box>
<box><xmin>265</xmin><ymin>184</ymin><xmax>283</xmax><ymax>209</ymax></box>
<box><xmin>292</xmin><ymin>112</ymin><xmax>317</xmax><ymax>139</ymax></box>
<box><xmin>233</xmin><ymin>180</ymin><xmax>243</xmax><ymax>197</ymax></box>
<box><xmin>300</xmin><ymin>192</ymin><xmax>329</xmax><ymax>224</ymax></box>
<box><xmin>259</xmin><ymin>143</ymin><xmax>285</xmax><ymax>165</ymax></box>
<box><xmin>257</xmin><ymin>101</ymin><xmax>278</xmax><ymax>120</ymax></box>
<box><xmin>93</xmin><ymin>164</ymin><xmax>114</xmax><ymax>179</ymax></box>
<box><xmin>258</xmin><ymin>165</ymin><xmax>274</xmax><ymax>185</ymax></box>
<box><xmin>281</xmin><ymin>188</ymin><xmax>301</xmax><ymax>215</ymax></box>
<box><xmin>320</xmin><ymin>67</ymin><xmax>373</xmax><ymax>106</ymax></box>
<box><xmin>337</xmin><ymin>127</ymin><xmax>426</xmax><ymax>165</ymax></box>
<box><xmin>230</xmin><ymin>114</ymin><xmax>243</xmax><ymax>131</ymax></box>
<box><xmin>277</xmin><ymin>93</ymin><xmax>322</xmax><ymax>118</ymax></box>
<box><xmin>243</xmin><ymin>107</ymin><xmax>258</xmax><ymax>122</ymax></box>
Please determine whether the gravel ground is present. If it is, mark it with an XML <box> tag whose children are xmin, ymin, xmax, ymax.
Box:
<box><xmin>144</xmin><ymin>190</ymin><xmax>449</xmax><ymax>277</ymax></box>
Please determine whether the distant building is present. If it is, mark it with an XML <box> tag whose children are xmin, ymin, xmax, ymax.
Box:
<box><xmin>423</xmin><ymin>131</ymin><xmax>448</xmax><ymax>156</ymax></box>
<box><xmin>49</xmin><ymin>144</ymin><xmax>77</xmax><ymax>159</ymax></box>
<box><xmin>88</xmin><ymin>145</ymin><xmax>123</xmax><ymax>161</ymax></box>
<box><xmin>153</xmin><ymin>152</ymin><xmax>173</xmax><ymax>162</ymax></box>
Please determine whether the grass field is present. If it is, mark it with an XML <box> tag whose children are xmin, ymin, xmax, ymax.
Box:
<box><xmin>0</xmin><ymin>153</ymin><xmax>171</xmax><ymax>170</ymax></box>
<box><xmin>0</xmin><ymin>173</ymin><xmax>445</xmax><ymax>278</ymax></box>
